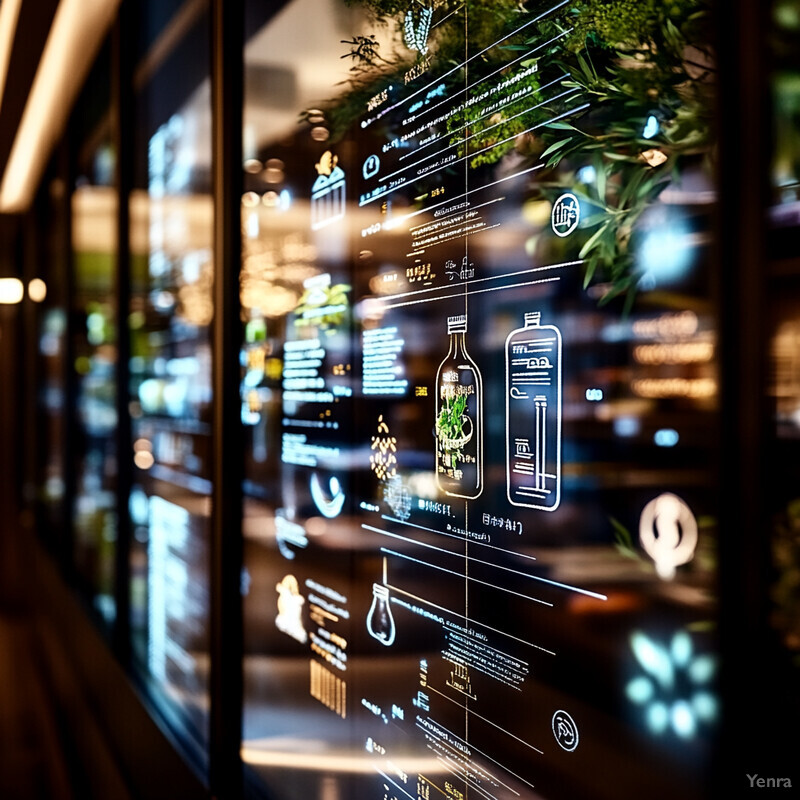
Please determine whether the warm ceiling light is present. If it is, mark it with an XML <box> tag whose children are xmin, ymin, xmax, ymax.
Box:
<box><xmin>0</xmin><ymin>0</ymin><xmax>22</xmax><ymax>112</ymax></box>
<box><xmin>0</xmin><ymin>0</ymin><xmax>121</xmax><ymax>212</ymax></box>
<box><xmin>28</xmin><ymin>278</ymin><xmax>47</xmax><ymax>302</ymax></box>
<box><xmin>0</xmin><ymin>278</ymin><xmax>24</xmax><ymax>304</ymax></box>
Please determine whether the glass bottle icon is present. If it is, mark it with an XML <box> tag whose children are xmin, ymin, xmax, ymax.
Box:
<box><xmin>435</xmin><ymin>314</ymin><xmax>483</xmax><ymax>498</ymax></box>
<box><xmin>505</xmin><ymin>312</ymin><xmax>562</xmax><ymax>511</ymax></box>
<box><xmin>366</xmin><ymin>583</ymin><xmax>396</xmax><ymax>646</ymax></box>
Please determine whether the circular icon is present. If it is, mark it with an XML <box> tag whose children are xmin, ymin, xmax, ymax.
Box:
<box><xmin>551</xmin><ymin>193</ymin><xmax>580</xmax><ymax>238</ymax></box>
<box><xmin>552</xmin><ymin>710</ymin><xmax>579</xmax><ymax>752</ymax></box>
<box><xmin>363</xmin><ymin>154</ymin><xmax>380</xmax><ymax>179</ymax></box>
<box><xmin>639</xmin><ymin>492</ymin><xmax>698</xmax><ymax>580</ymax></box>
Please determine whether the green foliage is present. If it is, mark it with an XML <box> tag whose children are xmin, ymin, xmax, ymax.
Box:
<box><xmin>436</xmin><ymin>393</ymin><xmax>468</xmax><ymax>439</ymax></box>
<box><xmin>531</xmin><ymin>0</ymin><xmax>714</xmax><ymax>309</ymax></box>
<box><xmin>566</xmin><ymin>0</ymin><xmax>705</xmax><ymax>51</ymax></box>
<box><xmin>319</xmin><ymin>0</ymin><xmax>714</xmax><ymax>309</ymax></box>
<box><xmin>321</xmin><ymin>0</ymin><xmax>527</xmax><ymax>139</ymax></box>
<box><xmin>445</xmin><ymin>63</ymin><xmax>544</xmax><ymax>168</ymax></box>
<box><xmin>436</xmin><ymin>394</ymin><xmax>469</xmax><ymax>467</ymax></box>
<box><xmin>609</xmin><ymin>516</ymin><xmax>642</xmax><ymax>561</ymax></box>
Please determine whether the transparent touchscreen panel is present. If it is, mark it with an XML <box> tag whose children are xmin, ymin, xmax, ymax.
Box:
<box><xmin>128</xmin><ymin>0</ymin><xmax>213</xmax><ymax>766</ymax></box>
<box><xmin>242</xmin><ymin>3</ymin><xmax>719</xmax><ymax>799</ymax></box>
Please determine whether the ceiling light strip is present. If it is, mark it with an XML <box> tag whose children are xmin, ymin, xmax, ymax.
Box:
<box><xmin>0</xmin><ymin>0</ymin><xmax>121</xmax><ymax>212</ymax></box>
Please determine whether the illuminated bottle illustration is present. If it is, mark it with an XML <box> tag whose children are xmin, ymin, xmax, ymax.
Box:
<box><xmin>366</xmin><ymin>583</ymin><xmax>396</xmax><ymax>646</ymax></box>
<box><xmin>505</xmin><ymin>312</ymin><xmax>562</xmax><ymax>511</ymax></box>
<box><xmin>435</xmin><ymin>314</ymin><xmax>483</xmax><ymax>498</ymax></box>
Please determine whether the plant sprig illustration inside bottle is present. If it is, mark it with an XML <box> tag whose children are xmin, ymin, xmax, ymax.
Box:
<box><xmin>436</xmin><ymin>393</ymin><xmax>469</xmax><ymax>467</ymax></box>
<box><xmin>435</xmin><ymin>314</ymin><xmax>483</xmax><ymax>499</ymax></box>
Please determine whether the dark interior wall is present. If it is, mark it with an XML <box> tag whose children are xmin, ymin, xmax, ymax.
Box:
<box><xmin>28</xmin><ymin>537</ymin><xmax>208</xmax><ymax>800</ymax></box>
<box><xmin>0</xmin><ymin>215</ymin><xmax>24</xmax><ymax>611</ymax></box>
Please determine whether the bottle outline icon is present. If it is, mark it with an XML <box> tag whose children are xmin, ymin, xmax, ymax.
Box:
<box><xmin>505</xmin><ymin>312</ymin><xmax>562</xmax><ymax>511</ymax></box>
<box><xmin>366</xmin><ymin>582</ymin><xmax>396</xmax><ymax>646</ymax></box>
<box><xmin>435</xmin><ymin>314</ymin><xmax>484</xmax><ymax>499</ymax></box>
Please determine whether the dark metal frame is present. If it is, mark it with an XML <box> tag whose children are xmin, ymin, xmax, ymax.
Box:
<box><xmin>209</xmin><ymin>0</ymin><xmax>245</xmax><ymax>797</ymax></box>
<box><xmin>112</xmin><ymin>0</ymin><xmax>134</xmax><ymax>668</ymax></box>
<box><xmin>712</xmin><ymin>0</ymin><xmax>800</xmax><ymax>788</ymax></box>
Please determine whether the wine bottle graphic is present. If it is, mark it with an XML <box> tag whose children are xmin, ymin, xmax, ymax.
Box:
<box><xmin>435</xmin><ymin>314</ymin><xmax>483</xmax><ymax>499</ymax></box>
<box><xmin>505</xmin><ymin>312</ymin><xmax>562</xmax><ymax>511</ymax></box>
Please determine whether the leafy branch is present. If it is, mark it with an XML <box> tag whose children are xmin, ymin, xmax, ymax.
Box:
<box><xmin>317</xmin><ymin>0</ymin><xmax>714</xmax><ymax>311</ymax></box>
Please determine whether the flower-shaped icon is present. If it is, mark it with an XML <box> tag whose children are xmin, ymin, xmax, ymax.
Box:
<box><xmin>626</xmin><ymin>630</ymin><xmax>717</xmax><ymax>739</ymax></box>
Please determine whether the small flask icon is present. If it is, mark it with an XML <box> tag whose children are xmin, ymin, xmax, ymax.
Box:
<box><xmin>366</xmin><ymin>583</ymin><xmax>396</xmax><ymax>646</ymax></box>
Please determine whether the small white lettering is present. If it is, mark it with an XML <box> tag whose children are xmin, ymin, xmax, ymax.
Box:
<box><xmin>747</xmin><ymin>774</ymin><xmax>793</xmax><ymax>789</ymax></box>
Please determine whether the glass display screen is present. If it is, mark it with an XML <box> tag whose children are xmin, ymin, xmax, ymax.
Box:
<box><xmin>128</xmin><ymin>0</ymin><xmax>213</xmax><ymax>767</ymax></box>
<box><xmin>242</xmin><ymin>2</ymin><xmax>720</xmax><ymax>798</ymax></box>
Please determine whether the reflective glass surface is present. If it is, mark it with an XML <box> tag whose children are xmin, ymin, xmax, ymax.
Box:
<box><xmin>70</xmin><ymin>52</ymin><xmax>118</xmax><ymax>625</ymax></box>
<box><xmin>242</xmin><ymin>2</ymin><xmax>719</xmax><ymax>799</ymax></box>
<box><xmin>128</xmin><ymin>0</ymin><xmax>213</xmax><ymax>767</ymax></box>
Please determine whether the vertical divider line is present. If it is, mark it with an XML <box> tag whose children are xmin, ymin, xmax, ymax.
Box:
<box><xmin>210</xmin><ymin>0</ymin><xmax>244</xmax><ymax>796</ymax></box>
<box><xmin>112</xmin><ymin>0</ymin><xmax>133</xmax><ymax>667</ymax></box>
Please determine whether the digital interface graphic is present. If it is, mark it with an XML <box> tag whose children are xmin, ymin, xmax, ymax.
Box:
<box><xmin>240</xmin><ymin>2</ymin><xmax>720</xmax><ymax>798</ymax></box>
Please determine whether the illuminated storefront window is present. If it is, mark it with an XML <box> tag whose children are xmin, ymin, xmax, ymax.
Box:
<box><xmin>241</xmin><ymin>2</ymin><xmax>719</xmax><ymax>799</ymax></box>
<box><xmin>127</xmin><ymin>0</ymin><xmax>213</xmax><ymax>768</ymax></box>
<box><xmin>70</xmin><ymin>44</ymin><xmax>119</xmax><ymax>626</ymax></box>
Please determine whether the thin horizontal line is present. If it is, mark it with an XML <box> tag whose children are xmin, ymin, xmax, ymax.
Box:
<box><xmin>369</xmin><ymin>521</ymin><xmax>606</xmax><ymax>600</ymax></box>
<box><xmin>367</xmin><ymin>0</ymin><xmax>571</xmax><ymax>124</ymax></box>
<box><xmin>385</xmin><ymin>581</ymin><xmax>555</xmax><ymax>654</ymax></box>
<box><xmin>381</xmin><ymin>548</ymin><xmax>553</xmax><ymax>607</ymax></box>
<box><xmin>383</xmin><ymin>260</ymin><xmax>581</xmax><ymax>301</ymax></box>
<box><xmin>427</xmin><ymin>685</ymin><xmax>545</xmax><ymax>754</ymax></box>
<box><xmin>377</xmin><ymin>516</ymin><xmax>538</xmax><ymax>562</ymax></box>
<box><xmin>382</xmin><ymin>276</ymin><xmax>561</xmax><ymax>309</ymax></box>
<box><xmin>372</xmin><ymin>103</ymin><xmax>590</xmax><ymax>197</ymax></box>
<box><xmin>368</xmin><ymin>523</ymin><xmax>545</xmax><ymax>586</ymax></box>
<box><xmin>409</xmin><ymin>196</ymin><xmax>505</xmax><ymax>232</ymax></box>
<box><xmin>399</xmin><ymin>74</ymin><xmax>570</xmax><ymax>162</ymax></box>
<box><xmin>387</xmin><ymin>86</ymin><xmax>580</xmax><ymax>180</ymax></box>
<box><xmin>433</xmin><ymin>719</ymin><xmax>535</xmax><ymax>791</ymax></box>
<box><xmin>383</xmin><ymin>162</ymin><xmax>544</xmax><ymax>226</ymax></box>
